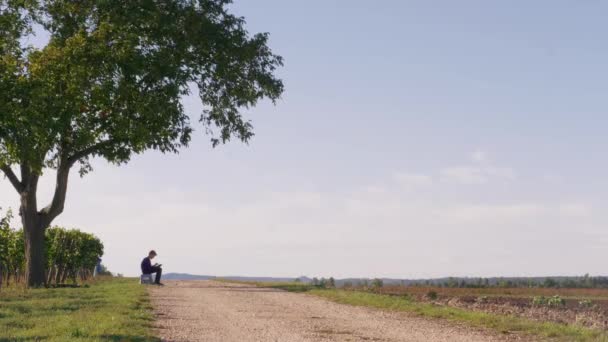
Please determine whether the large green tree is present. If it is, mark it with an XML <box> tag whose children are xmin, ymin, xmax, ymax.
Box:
<box><xmin>0</xmin><ymin>0</ymin><xmax>283</xmax><ymax>287</ymax></box>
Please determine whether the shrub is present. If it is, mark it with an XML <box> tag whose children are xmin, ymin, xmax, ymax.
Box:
<box><xmin>0</xmin><ymin>209</ymin><xmax>103</xmax><ymax>287</ymax></box>
<box><xmin>532</xmin><ymin>296</ymin><xmax>547</xmax><ymax>306</ymax></box>
<box><xmin>547</xmin><ymin>295</ymin><xmax>566</xmax><ymax>307</ymax></box>
<box><xmin>426</xmin><ymin>290</ymin><xmax>438</xmax><ymax>300</ymax></box>
<box><xmin>579</xmin><ymin>299</ymin><xmax>593</xmax><ymax>308</ymax></box>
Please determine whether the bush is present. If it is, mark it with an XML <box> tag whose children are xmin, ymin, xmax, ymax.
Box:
<box><xmin>532</xmin><ymin>296</ymin><xmax>547</xmax><ymax>306</ymax></box>
<box><xmin>0</xmin><ymin>210</ymin><xmax>103</xmax><ymax>287</ymax></box>
<box><xmin>532</xmin><ymin>295</ymin><xmax>565</xmax><ymax>307</ymax></box>
<box><xmin>547</xmin><ymin>295</ymin><xmax>566</xmax><ymax>307</ymax></box>
<box><xmin>426</xmin><ymin>290</ymin><xmax>438</xmax><ymax>300</ymax></box>
<box><xmin>579</xmin><ymin>299</ymin><xmax>593</xmax><ymax>308</ymax></box>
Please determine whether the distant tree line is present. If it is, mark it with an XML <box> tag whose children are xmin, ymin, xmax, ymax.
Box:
<box><xmin>0</xmin><ymin>210</ymin><xmax>104</xmax><ymax>288</ymax></box>
<box><xmin>306</xmin><ymin>277</ymin><xmax>337</xmax><ymax>288</ymax></box>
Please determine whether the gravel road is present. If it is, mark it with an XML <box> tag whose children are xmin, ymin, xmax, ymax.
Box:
<box><xmin>150</xmin><ymin>280</ymin><xmax>526</xmax><ymax>342</ymax></box>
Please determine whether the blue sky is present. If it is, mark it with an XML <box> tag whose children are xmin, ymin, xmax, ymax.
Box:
<box><xmin>1</xmin><ymin>1</ymin><xmax>607</xmax><ymax>278</ymax></box>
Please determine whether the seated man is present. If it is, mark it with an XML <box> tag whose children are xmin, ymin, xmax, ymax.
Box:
<box><xmin>141</xmin><ymin>250</ymin><xmax>163</xmax><ymax>285</ymax></box>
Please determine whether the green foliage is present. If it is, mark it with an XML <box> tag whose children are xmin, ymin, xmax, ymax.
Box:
<box><xmin>579</xmin><ymin>299</ymin><xmax>593</xmax><ymax>308</ymax></box>
<box><xmin>0</xmin><ymin>209</ymin><xmax>24</xmax><ymax>286</ymax></box>
<box><xmin>547</xmin><ymin>295</ymin><xmax>566</xmax><ymax>308</ymax></box>
<box><xmin>0</xmin><ymin>210</ymin><xmax>103</xmax><ymax>287</ymax></box>
<box><xmin>0</xmin><ymin>0</ymin><xmax>284</xmax><ymax>173</ymax></box>
<box><xmin>532</xmin><ymin>295</ymin><xmax>566</xmax><ymax>308</ymax></box>
<box><xmin>543</xmin><ymin>278</ymin><xmax>558</xmax><ymax>288</ymax></box>
<box><xmin>532</xmin><ymin>296</ymin><xmax>547</xmax><ymax>306</ymax></box>
<box><xmin>45</xmin><ymin>226</ymin><xmax>104</xmax><ymax>285</ymax></box>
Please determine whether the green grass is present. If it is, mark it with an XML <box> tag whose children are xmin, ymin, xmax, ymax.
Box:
<box><xmin>245</xmin><ymin>282</ymin><xmax>608</xmax><ymax>342</ymax></box>
<box><xmin>0</xmin><ymin>277</ymin><xmax>158</xmax><ymax>342</ymax></box>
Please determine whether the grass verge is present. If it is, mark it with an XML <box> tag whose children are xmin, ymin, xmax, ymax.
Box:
<box><xmin>0</xmin><ymin>277</ymin><xmax>158</xmax><ymax>342</ymax></box>
<box><xmin>244</xmin><ymin>282</ymin><xmax>607</xmax><ymax>342</ymax></box>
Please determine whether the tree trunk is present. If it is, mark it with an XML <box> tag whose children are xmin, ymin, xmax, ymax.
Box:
<box><xmin>21</xmin><ymin>178</ymin><xmax>46</xmax><ymax>288</ymax></box>
<box><xmin>5</xmin><ymin>162</ymin><xmax>71</xmax><ymax>288</ymax></box>
<box><xmin>23</xmin><ymin>217</ymin><xmax>46</xmax><ymax>287</ymax></box>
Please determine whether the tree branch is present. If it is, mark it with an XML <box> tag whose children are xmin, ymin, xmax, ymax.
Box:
<box><xmin>0</xmin><ymin>164</ymin><xmax>24</xmax><ymax>193</ymax></box>
<box><xmin>67</xmin><ymin>140</ymin><xmax>115</xmax><ymax>167</ymax></box>
<box><xmin>38</xmin><ymin>140</ymin><xmax>115</xmax><ymax>226</ymax></box>
<box><xmin>40</xmin><ymin>161</ymin><xmax>70</xmax><ymax>225</ymax></box>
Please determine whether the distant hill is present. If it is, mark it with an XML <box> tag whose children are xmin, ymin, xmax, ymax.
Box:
<box><xmin>163</xmin><ymin>273</ymin><xmax>302</xmax><ymax>282</ymax></box>
<box><xmin>163</xmin><ymin>273</ymin><xmax>216</xmax><ymax>280</ymax></box>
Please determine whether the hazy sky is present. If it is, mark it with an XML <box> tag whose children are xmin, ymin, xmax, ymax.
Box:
<box><xmin>1</xmin><ymin>0</ymin><xmax>607</xmax><ymax>278</ymax></box>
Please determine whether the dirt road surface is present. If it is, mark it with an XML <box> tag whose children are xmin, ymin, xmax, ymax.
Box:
<box><xmin>150</xmin><ymin>281</ymin><xmax>526</xmax><ymax>342</ymax></box>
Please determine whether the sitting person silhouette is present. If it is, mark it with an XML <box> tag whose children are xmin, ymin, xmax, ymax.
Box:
<box><xmin>141</xmin><ymin>250</ymin><xmax>163</xmax><ymax>285</ymax></box>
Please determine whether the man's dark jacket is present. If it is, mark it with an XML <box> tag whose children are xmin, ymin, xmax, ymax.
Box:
<box><xmin>141</xmin><ymin>257</ymin><xmax>154</xmax><ymax>274</ymax></box>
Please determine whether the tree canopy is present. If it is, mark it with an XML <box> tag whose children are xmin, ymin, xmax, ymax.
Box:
<box><xmin>1</xmin><ymin>0</ymin><xmax>283</xmax><ymax>177</ymax></box>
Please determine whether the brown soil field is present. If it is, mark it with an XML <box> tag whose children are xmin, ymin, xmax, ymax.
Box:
<box><xmin>362</xmin><ymin>286</ymin><xmax>608</xmax><ymax>329</ymax></box>
<box><xmin>372</xmin><ymin>286</ymin><xmax>608</xmax><ymax>299</ymax></box>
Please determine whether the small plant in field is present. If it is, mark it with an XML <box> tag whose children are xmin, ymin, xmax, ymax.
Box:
<box><xmin>547</xmin><ymin>295</ymin><xmax>565</xmax><ymax>308</ymax></box>
<box><xmin>532</xmin><ymin>296</ymin><xmax>547</xmax><ymax>306</ymax></box>
<box><xmin>579</xmin><ymin>299</ymin><xmax>593</xmax><ymax>308</ymax></box>
<box><xmin>426</xmin><ymin>290</ymin><xmax>438</xmax><ymax>300</ymax></box>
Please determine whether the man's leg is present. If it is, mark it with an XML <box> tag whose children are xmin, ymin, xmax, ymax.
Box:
<box><xmin>152</xmin><ymin>266</ymin><xmax>162</xmax><ymax>284</ymax></box>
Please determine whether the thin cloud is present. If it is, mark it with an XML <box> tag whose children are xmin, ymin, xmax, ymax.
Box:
<box><xmin>393</xmin><ymin>172</ymin><xmax>433</xmax><ymax>188</ymax></box>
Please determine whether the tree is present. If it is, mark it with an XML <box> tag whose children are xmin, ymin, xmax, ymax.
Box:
<box><xmin>371</xmin><ymin>278</ymin><xmax>383</xmax><ymax>288</ymax></box>
<box><xmin>327</xmin><ymin>277</ymin><xmax>335</xmax><ymax>288</ymax></box>
<box><xmin>0</xmin><ymin>0</ymin><xmax>283</xmax><ymax>287</ymax></box>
